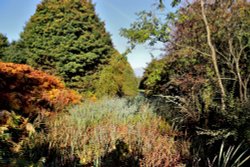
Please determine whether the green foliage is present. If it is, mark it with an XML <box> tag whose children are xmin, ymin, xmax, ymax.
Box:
<box><xmin>1</xmin><ymin>0</ymin><xmax>138</xmax><ymax>97</ymax></box>
<box><xmin>95</xmin><ymin>51</ymin><xmax>138</xmax><ymax>97</ymax></box>
<box><xmin>171</xmin><ymin>0</ymin><xmax>181</xmax><ymax>7</ymax></box>
<box><xmin>123</xmin><ymin>0</ymin><xmax>250</xmax><ymax>165</ymax></box>
<box><xmin>139</xmin><ymin>57</ymin><xmax>166</xmax><ymax>94</ymax></box>
<box><xmin>2</xmin><ymin>41</ymin><xmax>27</xmax><ymax>64</ymax></box>
<box><xmin>132</xmin><ymin>0</ymin><xmax>250</xmax><ymax>109</ymax></box>
<box><xmin>0</xmin><ymin>33</ymin><xmax>9</xmax><ymax>59</ymax></box>
<box><xmin>120</xmin><ymin>10</ymin><xmax>170</xmax><ymax>48</ymax></box>
<box><xmin>9</xmin><ymin>0</ymin><xmax>136</xmax><ymax>95</ymax></box>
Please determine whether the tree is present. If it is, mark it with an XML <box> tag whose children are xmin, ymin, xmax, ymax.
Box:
<box><xmin>9</xmin><ymin>0</ymin><xmax>137</xmax><ymax>96</ymax></box>
<box><xmin>200</xmin><ymin>0</ymin><xmax>226</xmax><ymax>110</ymax></box>
<box><xmin>0</xmin><ymin>33</ymin><xmax>9</xmax><ymax>60</ymax></box>
<box><xmin>124</xmin><ymin>1</ymin><xmax>250</xmax><ymax>165</ymax></box>
<box><xmin>216</xmin><ymin>2</ymin><xmax>250</xmax><ymax>103</ymax></box>
<box><xmin>95</xmin><ymin>51</ymin><xmax>138</xmax><ymax>97</ymax></box>
<box><xmin>122</xmin><ymin>0</ymin><xmax>250</xmax><ymax>107</ymax></box>
<box><xmin>122</xmin><ymin>0</ymin><xmax>250</xmax><ymax>161</ymax></box>
<box><xmin>15</xmin><ymin>0</ymin><xmax>134</xmax><ymax>94</ymax></box>
<box><xmin>2</xmin><ymin>41</ymin><xmax>27</xmax><ymax>63</ymax></box>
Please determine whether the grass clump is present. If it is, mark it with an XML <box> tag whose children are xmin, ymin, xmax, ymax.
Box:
<box><xmin>207</xmin><ymin>141</ymin><xmax>250</xmax><ymax>167</ymax></box>
<box><xmin>20</xmin><ymin>98</ymin><xmax>184</xmax><ymax>166</ymax></box>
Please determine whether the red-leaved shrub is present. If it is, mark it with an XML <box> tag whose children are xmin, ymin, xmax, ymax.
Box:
<box><xmin>0</xmin><ymin>62</ymin><xmax>81</xmax><ymax>116</ymax></box>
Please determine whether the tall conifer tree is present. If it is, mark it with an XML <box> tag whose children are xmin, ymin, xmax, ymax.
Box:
<box><xmin>18</xmin><ymin>0</ymin><xmax>131</xmax><ymax>93</ymax></box>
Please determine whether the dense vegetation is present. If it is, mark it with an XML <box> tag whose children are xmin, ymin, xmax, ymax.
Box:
<box><xmin>1</xmin><ymin>0</ymin><xmax>137</xmax><ymax>96</ymax></box>
<box><xmin>122</xmin><ymin>0</ymin><xmax>250</xmax><ymax>166</ymax></box>
<box><xmin>0</xmin><ymin>62</ymin><xmax>81</xmax><ymax>163</ymax></box>
<box><xmin>0</xmin><ymin>34</ymin><xmax>9</xmax><ymax>59</ymax></box>
<box><xmin>95</xmin><ymin>51</ymin><xmax>138</xmax><ymax>97</ymax></box>
<box><xmin>0</xmin><ymin>0</ymin><xmax>138</xmax><ymax>165</ymax></box>
<box><xmin>1</xmin><ymin>0</ymin><xmax>250</xmax><ymax>166</ymax></box>
<box><xmin>14</xmin><ymin>98</ymin><xmax>184</xmax><ymax>166</ymax></box>
<box><xmin>0</xmin><ymin>62</ymin><xmax>81</xmax><ymax>114</ymax></box>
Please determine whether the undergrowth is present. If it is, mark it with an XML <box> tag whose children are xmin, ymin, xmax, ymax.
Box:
<box><xmin>16</xmin><ymin>98</ymin><xmax>185</xmax><ymax>167</ymax></box>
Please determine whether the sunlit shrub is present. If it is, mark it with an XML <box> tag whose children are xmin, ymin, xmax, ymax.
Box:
<box><xmin>0</xmin><ymin>62</ymin><xmax>81</xmax><ymax>164</ymax></box>
<box><xmin>0</xmin><ymin>110</ymin><xmax>36</xmax><ymax>164</ymax></box>
<box><xmin>95</xmin><ymin>51</ymin><xmax>138</xmax><ymax>97</ymax></box>
<box><xmin>0</xmin><ymin>62</ymin><xmax>81</xmax><ymax>115</ymax></box>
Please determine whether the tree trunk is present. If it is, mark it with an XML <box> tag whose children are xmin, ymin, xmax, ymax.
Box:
<box><xmin>201</xmin><ymin>0</ymin><xmax>226</xmax><ymax>111</ymax></box>
<box><xmin>229</xmin><ymin>39</ymin><xmax>244</xmax><ymax>102</ymax></box>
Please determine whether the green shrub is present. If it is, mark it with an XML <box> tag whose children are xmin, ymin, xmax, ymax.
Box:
<box><xmin>95</xmin><ymin>52</ymin><xmax>138</xmax><ymax>97</ymax></box>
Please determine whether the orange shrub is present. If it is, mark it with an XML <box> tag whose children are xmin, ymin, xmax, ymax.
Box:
<box><xmin>0</xmin><ymin>62</ymin><xmax>81</xmax><ymax>116</ymax></box>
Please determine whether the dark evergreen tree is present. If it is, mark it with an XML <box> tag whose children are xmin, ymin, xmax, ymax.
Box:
<box><xmin>0</xmin><ymin>33</ymin><xmax>9</xmax><ymax>60</ymax></box>
<box><xmin>17</xmin><ymin>0</ymin><xmax>135</xmax><ymax>94</ymax></box>
<box><xmin>2</xmin><ymin>41</ymin><xmax>27</xmax><ymax>63</ymax></box>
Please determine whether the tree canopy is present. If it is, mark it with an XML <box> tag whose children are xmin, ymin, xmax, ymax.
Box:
<box><xmin>0</xmin><ymin>33</ymin><xmax>9</xmax><ymax>60</ymax></box>
<box><xmin>123</xmin><ymin>0</ymin><xmax>250</xmax><ymax>106</ymax></box>
<box><xmin>20</xmin><ymin>0</ymin><xmax>113</xmax><ymax>90</ymax></box>
<box><xmin>3</xmin><ymin>0</ymin><xmax>137</xmax><ymax>96</ymax></box>
<box><xmin>122</xmin><ymin>2</ymin><xmax>250</xmax><ymax>164</ymax></box>
<box><xmin>95</xmin><ymin>51</ymin><xmax>138</xmax><ymax>97</ymax></box>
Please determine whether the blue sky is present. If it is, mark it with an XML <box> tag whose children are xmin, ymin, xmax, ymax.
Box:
<box><xmin>0</xmin><ymin>0</ymin><xmax>172</xmax><ymax>69</ymax></box>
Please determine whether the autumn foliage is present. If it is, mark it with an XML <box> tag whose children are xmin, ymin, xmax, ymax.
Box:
<box><xmin>0</xmin><ymin>62</ymin><xmax>81</xmax><ymax>116</ymax></box>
